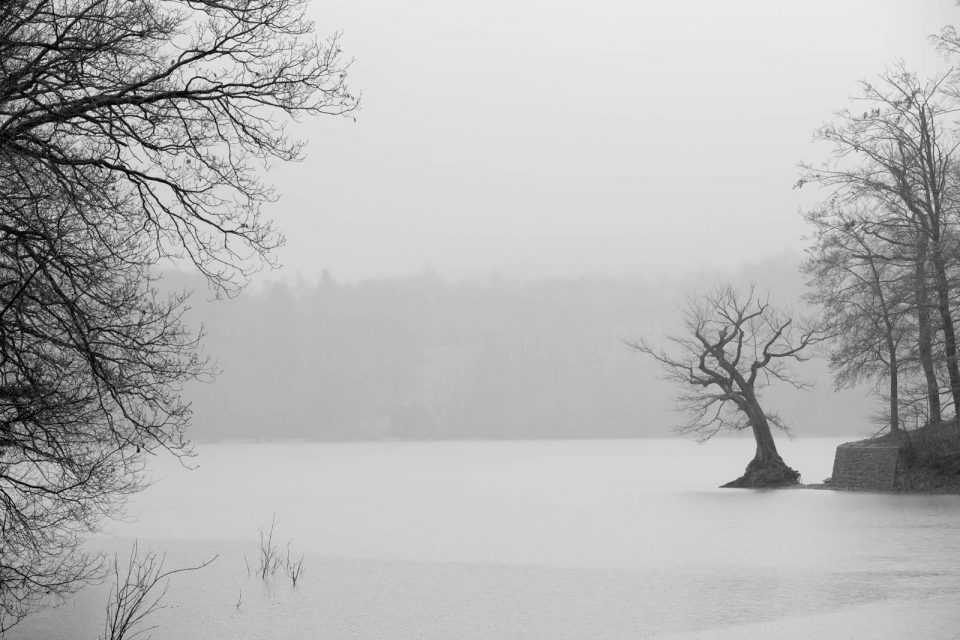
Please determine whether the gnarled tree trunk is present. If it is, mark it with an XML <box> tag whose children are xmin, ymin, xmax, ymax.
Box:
<box><xmin>721</xmin><ymin>391</ymin><xmax>800</xmax><ymax>488</ymax></box>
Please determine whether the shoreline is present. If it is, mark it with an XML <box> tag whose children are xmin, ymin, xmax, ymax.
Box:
<box><xmin>780</xmin><ymin>482</ymin><xmax>960</xmax><ymax>495</ymax></box>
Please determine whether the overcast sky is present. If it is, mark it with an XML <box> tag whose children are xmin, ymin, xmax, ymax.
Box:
<box><xmin>261</xmin><ymin>0</ymin><xmax>958</xmax><ymax>282</ymax></box>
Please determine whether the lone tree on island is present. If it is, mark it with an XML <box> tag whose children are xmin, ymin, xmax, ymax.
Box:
<box><xmin>632</xmin><ymin>285</ymin><xmax>823</xmax><ymax>488</ymax></box>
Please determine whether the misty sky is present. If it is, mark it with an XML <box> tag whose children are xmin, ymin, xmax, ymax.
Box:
<box><xmin>262</xmin><ymin>0</ymin><xmax>958</xmax><ymax>282</ymax></box>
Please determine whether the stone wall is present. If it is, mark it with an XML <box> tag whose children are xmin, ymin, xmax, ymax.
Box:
<box><xmin>830</xmin><ymin>441</ymin><xmax>903</xmax><ymax>490</ymax></box>
<box><xmin>830</xmin><ymin>423</ymin><xmax>960</xmax><ymax>491</ymax></box>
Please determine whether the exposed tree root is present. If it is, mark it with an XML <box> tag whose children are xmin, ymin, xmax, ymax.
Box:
<box><xmin>722</xmin><ymin>456</ymin><xmax>800</xmax><ymax>488</ymax></box>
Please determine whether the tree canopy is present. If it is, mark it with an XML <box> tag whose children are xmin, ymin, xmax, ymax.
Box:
<box><xmin>0</xmin><ymin>0</ymin><xmax>355</xmax><ymax>628</ymax></box>
<box><xmin>801</xmin><ymin>63</ymin><xmax>960</xmax><ymax>431</ymax></box>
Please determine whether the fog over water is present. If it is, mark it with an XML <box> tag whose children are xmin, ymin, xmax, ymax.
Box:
<box><xmin>9</xmin><ymin>0</ymin><xmax>960</xmax><ymax>638</ymax></box>
<box><xmin>157</xmin><ymin>1</ymin><xmax>960</xmax><ymax>443</ymax></box>
<box><xmin>169</xmin><ymin>253</ymin><xmax>879</xmax><ymax>444</ymax></box>
<box><xmin>115</xmin><ymin>3</ymin><xmax>960</xmax><ymax>635</ymax></box>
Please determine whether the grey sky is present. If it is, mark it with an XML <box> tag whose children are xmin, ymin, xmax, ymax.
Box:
<box><xmin>263</xmin><ymin>0</ymin><xmax>957</xmax><ymax>282</ymax></box>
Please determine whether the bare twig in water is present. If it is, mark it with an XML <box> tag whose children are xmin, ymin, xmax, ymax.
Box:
<box><xmin>257</xmin><ymin>514</ymin><xmax>282</xmax><ymax>579</ymax></box>
<box><xmin>284</xmin><ymin>542</ymin><xmax>305</xmax><ymax>587</ymax></box>
<box><xmin>101</xmin><ymin>541</ymin><xmax>217</xmax><ymax>640</ymax></box>
<box><xmin>252</xmin><ymin>515</ymin><xmax>305</xmax><ymax>585</ymax></box>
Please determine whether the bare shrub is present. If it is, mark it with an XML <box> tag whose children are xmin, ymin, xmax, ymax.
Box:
<box><xmin>256</xmin><ymin>514</ymin><xmax>282</xmax><ymax>580</ymax></box>
<box><xmin>100</xmin><ymin>542</ymin><xmax>216</xmax><ymax>640</ymax></box>
<box><xmin>284</xmin><ymin>543</ymin><xmax>305</xmax><ymax>587</ymax></box>
<box><xmin>251</xmin><ymin>515</ymin><xmax>305</xmax><ymax>586</ymax></box>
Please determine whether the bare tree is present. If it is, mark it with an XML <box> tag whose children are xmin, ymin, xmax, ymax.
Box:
<box><xmin>101</xmin><ymin>542</ymin><xmax>216</xmax><ymax>640</ymax></box>
<box><xmin>632</xmin><ymin>285</ymin><xmax>823</xmax><ymax>487</ymax></box>
<box><xmin>0</xmin><ymin>0</ymin><xmax>356</xmax><ymax>291</ymax></box>
<box><xmin>799</xmin><ymin>65</ymin><xmax>960</xmax><ymax>424</ymax></box>
<box><xmin>803</xmin><ymin>201</ymin><xmax>917</xmax><ymax>434</ymax></box>
<box><xmin>0</xmin><ymin>176</ymin><xmax>207</xmax><ymax>629</ymax></box>
<box><xmin>0</xmin><ymin>0</ymin><xmax>356</xmax><ymax>625</ymax></box>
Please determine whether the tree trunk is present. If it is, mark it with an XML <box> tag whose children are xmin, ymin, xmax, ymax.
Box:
<box><xmin>916</xmin><ymin>104</ymin><xmax>957</xmax><ymax>425</ymax></box>
<box><xmin>750</xmin><ymin>410</ymin><xmax>781</xmax><ymax>463</ymax></box>
<box><xmin>721</xmin><ymin>397</ymin><xmax>799</xmax><ymax>488</ymax></box>
<box><xmin>865</xmin><ymin>249</ymin><xmax>900</xmax><ymax>434</ymax></box>
<box><xmin>931</xmin><ymin>244</ymin><xmax>960</xmax><ymax>424</ymax></box>
<box><xmin>888</xmin><ymin>345</ymin><xmax>899</xmax><ymax>434</ymax></box>
<box><xmin>915</xmin><ymin>234</ymin><xmax>941</xmax><ymax>422</ymax></box>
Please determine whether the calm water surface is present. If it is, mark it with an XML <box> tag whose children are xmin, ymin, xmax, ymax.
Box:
<box><xmin>10</xmin><ymin>438</ymin><xmax>960</xmax><ymax>639</ymax></box>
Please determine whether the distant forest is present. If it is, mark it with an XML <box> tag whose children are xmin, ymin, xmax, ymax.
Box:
<box><xmin>173</xmin><ymin>254</ymin><xmax>872</xmax><ymax>442</ymax></box>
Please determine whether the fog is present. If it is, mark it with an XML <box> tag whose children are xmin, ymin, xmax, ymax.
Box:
<box><xmin>168</xmin><ymin>1</ymin><xmax>960</xmax><ymax>443</ymax></box>
<box><xmin>11</xmin><ymin>2</ymin><xmax>960</xmax><ymax>638</ymax></box>
<box><xmin>262</xmin><ymin>0</ymin><xmax>956</xmax><ymax>282</ymax></box>
<box><xmin>170</xmin><ymin>252</ymin><xmax>875</xmax><ymax>443</ymax></box>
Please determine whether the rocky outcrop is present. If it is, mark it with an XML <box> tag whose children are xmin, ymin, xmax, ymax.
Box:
<box><xmin>829</xmin><ymin>422</ymin><xmax>960</xmax><ymax>492</ymax></box>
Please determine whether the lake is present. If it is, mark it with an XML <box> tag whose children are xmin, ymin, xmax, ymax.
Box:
<box><xmin>8</xmin><ymin>437</ymin><xmax>960</xmax><ymax>639</ymax></box>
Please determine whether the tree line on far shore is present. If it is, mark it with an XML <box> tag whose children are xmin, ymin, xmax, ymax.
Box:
<box><xmin>175</xmin><ymin>261</ymin><xmax>865</xmax><ymax>444</ymax></box>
